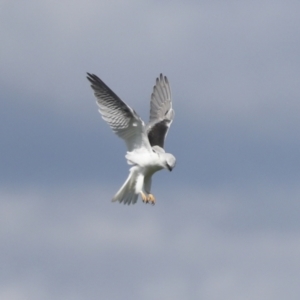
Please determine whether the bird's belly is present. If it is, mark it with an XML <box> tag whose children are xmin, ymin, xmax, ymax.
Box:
<box><xmin>126</xmin><ymin>151</ymin><xmax>163</xmax><ymax>172</ymax></box>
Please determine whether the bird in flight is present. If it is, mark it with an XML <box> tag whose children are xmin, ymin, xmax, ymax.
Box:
<box><xmin>87</xmin><ymin>73</ymin><xmax>176</xmax><ymax>205</ymax></box>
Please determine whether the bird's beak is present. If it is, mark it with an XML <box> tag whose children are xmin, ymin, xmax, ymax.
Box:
<box><xmin>167</xmin><ymin>165</ymin><xmax>173</xmax><ymax>172</ymax></box>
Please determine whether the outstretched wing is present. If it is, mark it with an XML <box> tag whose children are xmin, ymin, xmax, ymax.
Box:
<box><xmin>87</xmin><ymin>73</ymin><xmax>151</xmax><ymax>152</ymax></box>
<box><xmin>147</xmin><ymin>74</ymin><xmax>175</xmax><ymax>148</ymax></box>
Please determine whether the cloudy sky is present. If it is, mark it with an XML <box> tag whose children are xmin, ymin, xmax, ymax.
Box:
<box><xmin>1</xmin><ymin>0</ymin><xmax>300</xmax><ymax>299</ymax></box>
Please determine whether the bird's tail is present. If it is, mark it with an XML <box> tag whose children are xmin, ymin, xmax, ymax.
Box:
<box><xmin>112</xmin><ymin>167</ymin><xmax>140</xmax><ymax>205</ymax></box>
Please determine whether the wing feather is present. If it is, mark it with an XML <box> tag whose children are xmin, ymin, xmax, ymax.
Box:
<box><xmin>87</xmin><ymin>73</ymin><xmax>151</xmax><ymax>152</ymax></box>
<box><xmin>147</xmin><ymin>74</ymin><xmax>174</xmax><ymax>148</ymax></box>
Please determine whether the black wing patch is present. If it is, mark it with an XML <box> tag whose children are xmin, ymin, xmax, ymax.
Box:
<box><xmin>147</xmin><ymin>120</ymin><xmax>170</xmax><ymax>148</ymax></box>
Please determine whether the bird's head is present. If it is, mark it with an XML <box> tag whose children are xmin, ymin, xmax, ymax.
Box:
<box><xmin>165</xmin><ymin>153</ymin><xmax>176</xmax><ymax>172</ymax></box>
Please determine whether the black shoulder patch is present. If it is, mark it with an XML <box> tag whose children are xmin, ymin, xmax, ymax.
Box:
<box><xmin>148</xmin><ymin>121</ymin><xmax>169</xmax><ymax>148</ymax></box>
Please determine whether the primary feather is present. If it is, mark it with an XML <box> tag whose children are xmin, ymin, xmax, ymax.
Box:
<box><xmin>147</xmin><ymin>74</ymin><xmax>175</xmax><ymax>148</ymax></box>
<box><xmin>87</xmin><ymin>73</ymin><xmax>151</xmax><ymax>152</ymax></box>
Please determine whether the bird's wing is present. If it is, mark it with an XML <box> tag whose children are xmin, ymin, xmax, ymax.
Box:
<box><xmin>87</xmin><ymin>73</ymin><xmax>151</xmax><ymax>152</ymax></box>
<box><xmin>147</xmin><ymin>74</ymin><xmax>174</xmax><ymax>149</ymax></box>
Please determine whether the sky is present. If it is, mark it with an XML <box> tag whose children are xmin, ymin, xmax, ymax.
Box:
<box><xmin>1</xmin><ymin>0</ymin><xmax>300</xmax><ymax>299</ymax></box>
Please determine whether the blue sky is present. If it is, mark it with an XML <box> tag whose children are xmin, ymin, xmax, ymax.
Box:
<box><xmin>1</xmin><ymin>1</ymin><xmax>300</xmax><ymax>299</ymax></box>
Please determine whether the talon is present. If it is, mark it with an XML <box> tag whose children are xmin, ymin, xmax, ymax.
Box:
<box><xmin>140</xmin><ymin>191</ymin><xmax>148</xmax><ymax>203</ymax></box>
<box><xmin>147</xmin><ymin>194</ymin><xmax>156</xmax><ymax>205</ymax></box>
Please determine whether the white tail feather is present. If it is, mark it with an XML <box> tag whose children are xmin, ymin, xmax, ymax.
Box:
<box><xmin>112</xmin><ymin>167</ymin><xmax>140</xmax><ymax>205</ymax></box>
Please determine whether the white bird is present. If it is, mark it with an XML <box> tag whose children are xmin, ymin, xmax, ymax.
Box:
<box><xmin>87</xmin><ymin>73</ymin><xmax>176</xmax><ymax>205</ymax></box>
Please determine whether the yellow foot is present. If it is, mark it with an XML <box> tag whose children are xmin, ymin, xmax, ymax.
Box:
<box><xmin>147</xmin><ymin>194</ymin><xmax>156</xmax><ymax>206</ymax></box>
<box><xmin>140</xmin><ymin>192</ymin><xmax>156</xmax><ymax>205</ymax></box>
<box><xmin>140</xmin><ymin>191</ymin><xmax>148</xmax><ymax>203</ymax></box>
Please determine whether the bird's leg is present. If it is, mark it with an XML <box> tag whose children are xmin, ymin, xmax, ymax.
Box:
<box><xmin>140</xmin><ymin>191</ymin><xmax>148</xmax><ymax>203</ymax></box>
<box><xmin>147</xmin><ymin>194</ymin><xmax>156</xmax><ymax>205</ymax></box>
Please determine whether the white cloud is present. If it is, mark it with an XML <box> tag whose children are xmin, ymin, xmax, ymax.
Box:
<box><xmin>1</xmin><ymin>182</ymin><xmax>300</xmax><ymax>299</ymax></box>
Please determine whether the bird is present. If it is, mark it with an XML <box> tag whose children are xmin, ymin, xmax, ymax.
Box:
<box><xmin>86</xmin><ymin>73</ymin><xmax>176</xmax><ymax>205</ymax></box>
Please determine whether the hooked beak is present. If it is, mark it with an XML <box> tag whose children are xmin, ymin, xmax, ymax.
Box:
<box><xmin>167</xmin><ymin>164</ymin><xmax>173</xmax><ymax>172</ymax></box>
